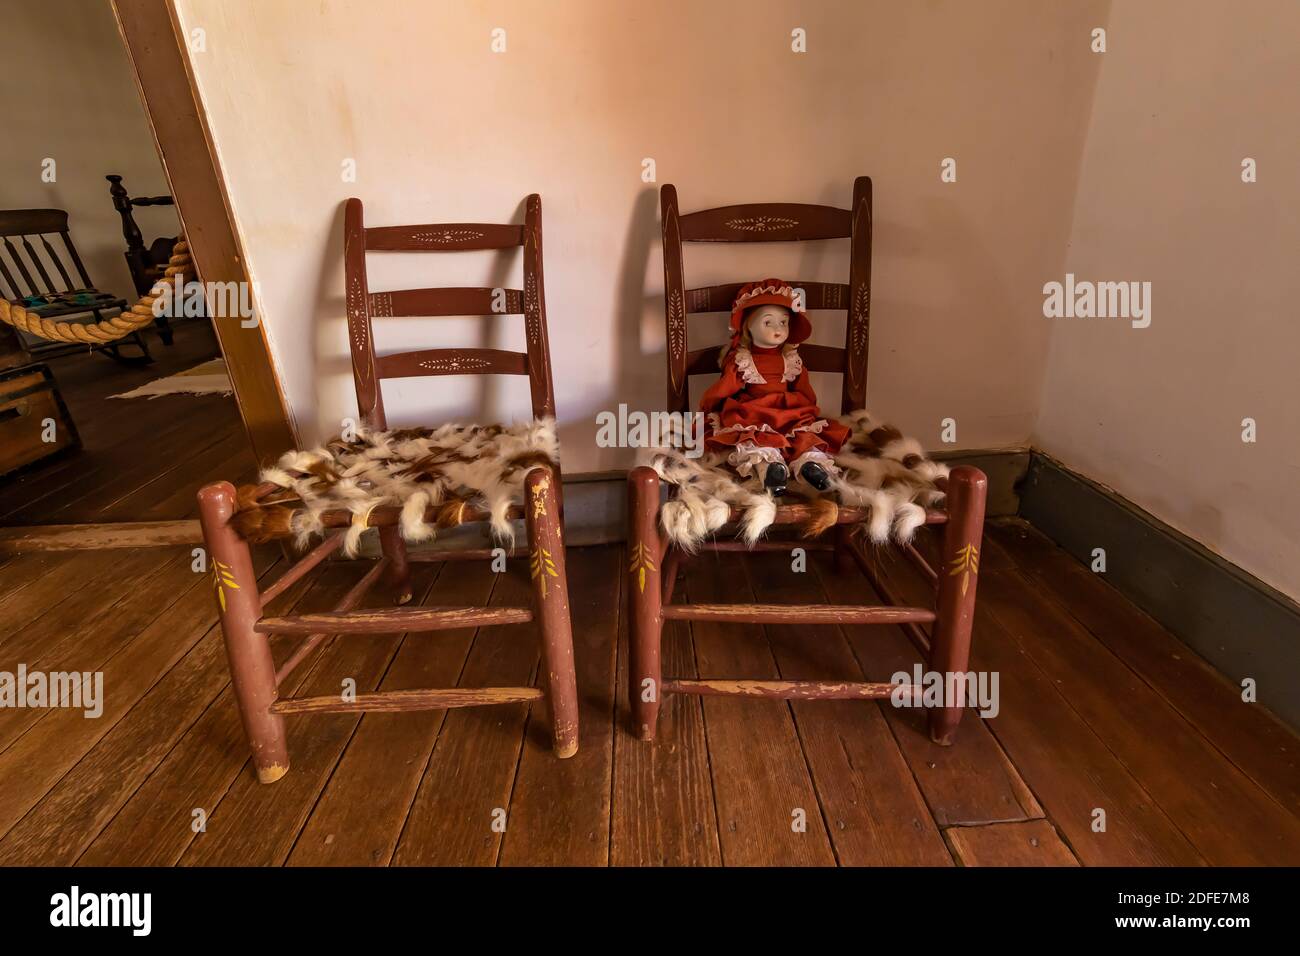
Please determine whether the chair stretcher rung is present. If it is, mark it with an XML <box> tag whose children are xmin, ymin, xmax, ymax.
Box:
<box><xmin>664</xmin><ymin>679</ymin><xmax>916</xmax><ymax>701</ymax></box>
<box><xmin>269</xmin><ymin>686</ymin><xmax>543</xmax><ymax>715</ymax></box>
<box><xmin>257</xmin><ymin>605</ymin><xmax>532</xmax><ymax>635</ymax></box>
<box><xmin>661</xmin><ymin>603</ymin><xmax>936</xmax><ymax>625</ymax></box>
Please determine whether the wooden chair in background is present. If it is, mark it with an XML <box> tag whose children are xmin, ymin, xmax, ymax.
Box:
<box><xmin>627</xmin><ymin>177</ymin><xmax>988</xmax><ymax>746</ymax></box>
<box><xmin>197</xmin><ymin>194</ymin><xmax>579</xmax><ymax>783</ymax></box>
<box><xmin>107</xmin><ymin>173</ymin><xmax>182</xmax><ymax>345</ymax></box>
<box><xmin>0</xmin><ymin>208</ymin><xmax>151</xmax><ymax>365</ymax></box>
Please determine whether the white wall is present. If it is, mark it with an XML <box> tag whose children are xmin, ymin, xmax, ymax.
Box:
<box><xmin>1034</xmin><ymin>0</ymin><xmax>1300</xmax><ymax>599</ymax></box>
<box><xmin>174</xmin><ymin>0</ymin><xmax>1106</xmax><ymax>471</ymax></box>
<box><xmin>0</xmin><ymin>0</ymin><xmax>178</xmax><ymax>303</ymax></box>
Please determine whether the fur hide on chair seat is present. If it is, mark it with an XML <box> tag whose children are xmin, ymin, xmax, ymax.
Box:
<box><xmin>649</xmin><ymin>409</ymin><xmax>949</xmax><ymax>551</ymax></box>
<box><xmin>230</xmin><ymin>419</ymin><xmax>559</xmax><ymax>554</ymax></box>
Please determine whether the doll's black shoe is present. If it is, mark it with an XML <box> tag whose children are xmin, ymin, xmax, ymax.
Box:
<box><xmin>799</xmin><ymin>462</ymin><xmax>832</xmax><ymax>491</ymax></box>
<box><xmin>763</xmin><ymin>462</ymin><xmax>789</xmax><ymax>496</ymax></box>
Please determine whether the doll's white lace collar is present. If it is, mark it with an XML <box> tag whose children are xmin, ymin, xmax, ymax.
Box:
<box><xmin>734</xmin><ymin>346</ymin><xmax>802</xmax><ymax>385</ymax></box>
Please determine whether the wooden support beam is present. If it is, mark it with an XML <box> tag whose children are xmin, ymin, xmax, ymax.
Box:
<box><xmin>724</xmin><ymin>503</ymin><xmax>947</xmax><ymax>529</ymax></box>
<box><xmin>661</xmin><ymin>603</ymin><xmax>936</xmax><ymax>626</ymax></box>
<box><xmin>845</xmin><ymin>536</ymin><xmax>933</xmax><ymax>655</ymax></box>
<box><xmin>903</xmin><ymin>541</ymin><xmax>939</xmax><ymax>585</ymax></box>
<box><xmin>274</xmin><ymin>557</ymin><xmax>389</xmax><ymax>685</ymax></box>
<box><xmin>408</xmin><ymin>546</ymin><xmax>527</xmax><ymax>563</ymax></box>
<box><xmin>257</xmin><ymin>604</ymin><xmax>532</xmax><ymax>636</ymax></box>
<box><xmin>663</xmin><ymin>679</ymin><xmax>920</xmax><ymax>701</ymax></box>
<box><xmin>269</xmin><ymin>686</ymin><xmax>543</xmax><ymax>715</ymax></box>
<box><xmin>0</xmin><ymin>520</ymin><xmax>201</xmax><ymax>553</ymax></box>
<box><xmin>696</xmin><ymin>539</ymin><xmax>836</xmax><ymax>552</ymax></box>
<box><xmin>259</xmin><ymin>532</ymin><xmax>344</xmax><ymax>608</ymax></box>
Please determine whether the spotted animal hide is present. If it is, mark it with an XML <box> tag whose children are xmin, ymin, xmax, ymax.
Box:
<box><xmin>647</xmin><ymin>409</ymin><xmax>949</xmax><ymax>551</ymax></box>
<box><xmin>230</xmin><ymin>419</ymin><xmax>559</xmax><ymax>555</ymax></box>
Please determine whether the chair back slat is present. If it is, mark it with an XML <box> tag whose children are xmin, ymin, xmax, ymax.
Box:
<box><xmin>660</xmin><ymin>178</ymin><xmax>872</xmax><ymax>416</ymax></box>
<box><xmin>344</xmin><ymin>196</ymin><xmax>557</xmax><ymax>429</ymax></box>
<box><xmin>0</xmin><ymin>252</ymin><xmax>18</xmax><ymax>299</ymax></box>
<box><xmin>685</xmin><ymin>280</ymin><xmax>850</xmax><ymax>315</ymax></box>
<box><xmin>40</xmin><ymin>235</ymin><xmax>75</xmax><ymax>290</ymax></box>
<box><xmin>375</xmin><ymin>347</ymin><xmax>529</xmax><ymax>379</ymax></box>
<box><xmin>20</xmin><ymin>236</ymin><xmax>55</xmax><ymax>294</ymax></box>
<box><xmin>1</xmin><ymin>237</ymin><xmax>38</xmax><ymax>296</ymax></box>
<box><xmin>678</xmin><ymin>202</ymin><xmax>852</xmax><ymax>243</ymax></box>
<box><xmin>59</xmin><ymin>231</ymin><xmax>95</xmax><ymax>288</ymax></box>
<box><xmin>370</xmin><ymin>286</ymin><xmax>524</xmax><ymax>318</ymax></box>
<box><xmin>364</xmin><ymin>223</ymin><xmax>524</xmax><ymax>252</ymax></box>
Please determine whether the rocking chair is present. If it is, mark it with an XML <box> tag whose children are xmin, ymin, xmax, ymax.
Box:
<box><xmin>0</xmin><ymin>209</ymin><xmax>152</xmax><ymax>365</ymax></box>
<box><xmin>627</xmin><ymin>178</ymin><xmax>988</xmax><ymax>745</ymax></box>
<box><xmin>197</xmin><ymin>194</ymin><xmax>579</xmax><ymax>784</ymax></box>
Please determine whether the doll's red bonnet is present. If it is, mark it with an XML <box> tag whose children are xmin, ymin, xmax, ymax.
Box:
<box><xmin>729</xmin><ymin>278</ymin><xmax>813</xmax><ymax>346</ymax></box>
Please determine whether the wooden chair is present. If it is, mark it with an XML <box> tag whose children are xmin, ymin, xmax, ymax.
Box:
<box><xmin>197</xmin><ymin>194</ymin><xmax>579</xmax><ymax>784</ymax></box>
<box><xmin>107</xmin><ymin>174</ymin><xmax>182</xmax><ymax>344</ymax></box>
<box><xmin>627</xmin><ymin>178</ymin><xmax>988</xmax><ymax>745</ymax></box>
<box><xmin>0</xmin><ymin>208</ymin><xmax>152</xmax><ymax>365</ymax></box>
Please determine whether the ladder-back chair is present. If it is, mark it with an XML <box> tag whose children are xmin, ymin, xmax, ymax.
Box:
<box><xmin>197</xmin><ymin>194</ymin><xmax>579</xmax><ymax>784</ymax></box>
<box><xmin>627</xmin><ymin>178</ymin><xmax>988</xmax><ymax>745</ymax></box>
<box><xmin>0</xmin><ymin>208</ymin><xmax>152</xmax><ymax>365</ymax></box>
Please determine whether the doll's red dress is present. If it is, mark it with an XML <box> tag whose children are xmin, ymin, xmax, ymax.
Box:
<box><xmin>701</xmin><ymin>344</ymin><xmax>849</xmax><ymax>475</ymax></box>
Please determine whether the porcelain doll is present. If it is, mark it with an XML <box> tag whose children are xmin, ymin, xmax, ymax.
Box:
<box><xmin>700</xmin><ymin>279</ymin><xmax>850</xmax><ymax>495</ymax></box>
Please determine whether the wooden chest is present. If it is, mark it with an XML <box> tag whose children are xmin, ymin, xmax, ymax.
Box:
<box><xmin>0</xmin><ymin>364</ymin><xmax>80</xmax><ymax>478</ymax></box>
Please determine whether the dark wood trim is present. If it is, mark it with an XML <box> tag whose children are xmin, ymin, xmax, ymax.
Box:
<box><xmin>0</xmin><ymin>519</ymin><xmax>201</xmax><ymax>553</ymax></box>
<box><xmin>1019</xmin><ymin>451</ymin><xmax>1300</xmax><ymax>731</ymax></box>
<box><xmin>112</xmin><ymin>0</ymin><xmax>297</xmax><ymax>464</ymax></box>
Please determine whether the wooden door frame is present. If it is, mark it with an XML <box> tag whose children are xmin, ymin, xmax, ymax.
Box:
<box><xmin>111</xmin><ymin>0</ymin><xmax>298</xmax><ymax>463</ymax></box>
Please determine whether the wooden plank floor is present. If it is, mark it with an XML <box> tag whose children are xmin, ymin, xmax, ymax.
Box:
<box><xmin>0</xmin><ymin>320</ymin><xmax>252</xmax><ymax>525</ymax></box>
<box><xmin>1</xmin><ymin>519</ymin><xmax>1297</xmax><ymax>866</ymax></box>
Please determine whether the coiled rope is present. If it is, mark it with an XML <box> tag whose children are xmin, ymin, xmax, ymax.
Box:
<box><xmin>0</xmin><ymin>241</ymin><xmax>192</xmax><ymax>345</ymax></box>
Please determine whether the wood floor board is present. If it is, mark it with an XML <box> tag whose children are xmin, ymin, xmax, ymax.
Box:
<box><xmin>988</xmin><ymin>520</ymin><xmax>1300</xmax><ymax>817</ymax></box>
<box><xmin>870</xmin><ymin>547</ymin><xmax>1206</xmax><ymax>866</ymax></box>
<box><xmin>499</xmin><ymin>546</ymin><xmax>621</xmax><ymax>866</ymax></box>
<box><xmin>285</xmin><ymin>559</ymin><xmax>491</xmax><ymax>866</ymax></box>
<box><xmin>742</xmin><ymin>550</ymin><xmax>954</xmax><ymax>866</ymax></box>
<box><xmin>74</xmin><ymin>557</ymin><xmax>352</xmax><ymax>866</ymax></box>
<box><xmin>978</xmin><ymin>568</ymin><xmax>1300</xmax><ymax>865</ymax></box>
<box><xmin>0</xmin><ymin>550</ymin><xmax>279</xmax><ymax>842</ymax></box>
<box><xmin>390</xmin><ymin>562</ymin><xmax>540</xmax><ymax>866</ymax></box>
<box><xmin>810</xmin><ymin>550</ymin><xmax>1044</xmax><ymax>827</ymax></box>
<box><xmin>686</xmin><ymin>551</ymin><xmax>837</xmax><ymax>866</ymax></box>
<box><xmin>610</xmin><ymin>548</ymin><xmax>722</xmax><ymax>866</ymax></box>
<box><xmin>944</xmin><ymin>819</ymin><xmax>1080</xmax><ymax>867</ymax></box>
<box><xmin>179</xmin><ymin>562</ymin><xmax>442</xmax><ymax>866</ymax></box>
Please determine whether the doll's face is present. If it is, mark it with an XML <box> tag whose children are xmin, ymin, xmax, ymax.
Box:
<box><xmin>746</xmin><ymin>305</ymin><xmax>791</xmax><ymax>348</ymax></box>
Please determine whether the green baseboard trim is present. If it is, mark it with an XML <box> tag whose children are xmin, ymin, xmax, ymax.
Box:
<box><xmin>1019</xmin><ymin>451</ymin><xmax>1300</xmax><ymax>732</ymax></box>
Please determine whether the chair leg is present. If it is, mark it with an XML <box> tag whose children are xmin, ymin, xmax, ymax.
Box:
<box><xmin>525</xmin><ymin>466</ymin><xmax>579</xmax><ymax>758</ymax></box>
<box><xmin>197</xmin><ymin>481</ymin><xmax>290</xmax><ymax>783</ymax></box>
<box><xmin>927</xmin><ymin>465</ymin><xmax>988</xmax><ymax>746</ymax></box>
<box><xmin>627</xmin><ymin>466</ymin><xmax>663</xmax><ymax>741</ymax></box>
<box><xmin>378</xmin><ymin>525</ymin><xmax>414</xmax><ymax>605</ymax></box>
<box><xmin>833</xmin><ymin>524</ymin><xmax>854</xmax><ymax>573</ymax></box>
